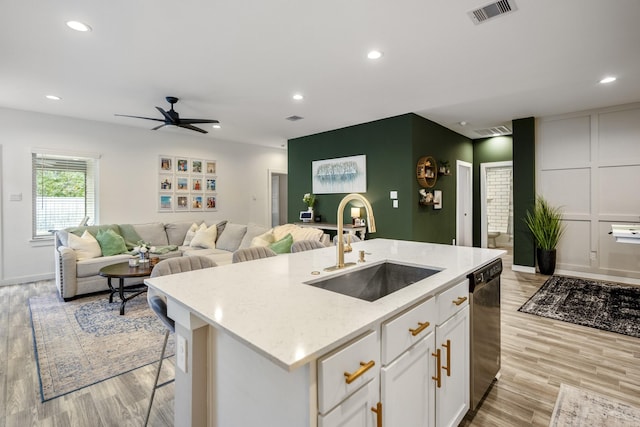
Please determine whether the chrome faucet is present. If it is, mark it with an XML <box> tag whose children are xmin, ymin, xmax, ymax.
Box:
<box><xmin>325</xmin><ymin>193</ymin><xmax>376</xmax><ymax>271</ymax></box>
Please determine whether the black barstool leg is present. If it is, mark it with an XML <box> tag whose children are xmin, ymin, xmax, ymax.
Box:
<box><xmin>144</xmin><ymin>329</ymin><xmax>170</xmax><ymax>427</ymax></box>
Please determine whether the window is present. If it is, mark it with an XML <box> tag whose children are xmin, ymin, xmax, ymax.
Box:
<box><xmin>32</xmin><ymin>152</ymin><xmax>98</xmax><ymax>238</ymax></box>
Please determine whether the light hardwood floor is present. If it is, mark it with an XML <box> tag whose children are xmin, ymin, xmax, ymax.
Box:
<box><xmin>1</xmin><ymin>251</ymin><xmax>638</xmax><ymax>426</ymax></box>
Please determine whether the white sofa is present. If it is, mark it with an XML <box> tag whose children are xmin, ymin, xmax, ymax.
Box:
<box><xmin>54</xmin><ymin>221</ymin><xmax>328</xmax><ymax>300</ymax></box>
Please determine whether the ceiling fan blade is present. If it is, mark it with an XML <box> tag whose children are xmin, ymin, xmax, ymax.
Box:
<box><xmin>151</xmin><ymin>124</ymin><xmax>167</xmax><ymax>130</ymax></box>
<box><xmin>178</xmin><ymin>124</ymin><xmax>208</xmax><ymax>134</ymax></box>
<box><xmin>114</xmin><ymin>114</ymin><xmax>164</xmax><ymax>122</ymax></box>
<box><xmin>179</xmin><ymin>118</ymin><xmax>220</xmax><ymax>124</ymax></box>
<box><xmin>156</xmin><ymin>106</ymin><xmax>175</xmax><ymax>123</ymax></box>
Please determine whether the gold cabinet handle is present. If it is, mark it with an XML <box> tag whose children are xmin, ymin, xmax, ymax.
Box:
<box><xmin>453</xmin><ymin>296</ymin><xmax>468</xmax><ymax>306</ymax></box>
<box><xmin>432</xmin><ymin>349</ymin><xmax>441</xmax><ymax>388</ymax></box>
<box><xmin>371</xmin><ymin>402</ymin><xmax>382</xmax><ymax>427</ymax></box>
<box><xmin>408</xmin><ymin>321</ymin><xmax>430</xmax><ymax>337</ymax></box>
<box><xmin>344</xmin><ymin>360</ymin><xmax>375</xmax><ymax>384</ymax></box>
<box><xmin>441</xmin><ymin>339</ymin><xmax>451</xmax><ymax>376</ymax></box>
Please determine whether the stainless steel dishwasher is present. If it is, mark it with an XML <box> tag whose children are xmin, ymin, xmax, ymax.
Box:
<box><xmin>468</xmin><ymin>258</ymin><xmax>502</xmax><ymax>410</ymax></box>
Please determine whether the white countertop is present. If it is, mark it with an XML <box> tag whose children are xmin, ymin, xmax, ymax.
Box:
<box><xmin>145</xmin><ymin>239</ymin><xmax>504</xmax><ymax>371</ymax></box>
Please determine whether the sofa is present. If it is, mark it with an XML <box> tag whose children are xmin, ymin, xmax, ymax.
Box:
<box><xmin>54</xmin><ymin>220</ymin><xmax>328</xmax><ymax>300</ymax></box>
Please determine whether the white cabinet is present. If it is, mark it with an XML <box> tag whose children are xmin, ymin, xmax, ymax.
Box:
<box><xmin>435</xmin><ymin>281</ymin><xmax>470</xmax><ymax>427</ymax></box>
<box><xmin>319</xmin><ymin>378</ymin><xmax>379</xmax><ymax>427</ymax></box>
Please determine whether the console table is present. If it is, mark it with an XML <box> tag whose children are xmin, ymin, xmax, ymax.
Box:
<box><xmin>296</xmin><ymin>222</ymin><xmax>366</xmax><ymax>240</ymax></box>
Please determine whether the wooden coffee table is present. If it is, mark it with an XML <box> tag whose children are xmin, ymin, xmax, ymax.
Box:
<box><xmin>99</xmin><ymin>262</ymin><xmax>152</xmax><ymax>315</ymax></box>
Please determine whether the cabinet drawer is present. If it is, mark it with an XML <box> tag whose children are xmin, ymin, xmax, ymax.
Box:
<box><xmin>318</xmin><ymin>330</ymin><xmax>379</xmax><ymax>414</ymax></box>
<box><xmin>436</xmin><ymin>280</ymin><xmax>469</xmax><ymax>324</ymax></box>
<box><xmin>318</xmin><ymin>377</ymin><xmax>379</xmax><ymax>427</ymax></box>
<box><xmin>381</xmin><ymin>297</ymin><xmax>436</xmax><ymax>365</ymax></box>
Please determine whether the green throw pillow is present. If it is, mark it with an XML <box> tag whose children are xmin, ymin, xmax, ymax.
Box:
<box><xmin>96</xmin><ymin>229</ymin><xmax>128</xmax><ymax>256</ymax></box>
<box><xmin>269</xmin><ymin>233</ymin><xmax>293</xmax><ymax>254</ymax></box>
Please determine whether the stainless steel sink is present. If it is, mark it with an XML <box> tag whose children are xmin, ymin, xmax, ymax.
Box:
<box><xmin>305</xmin><ymin>261</ymin><xmax>440</xmax><ymax>302</ymax></box>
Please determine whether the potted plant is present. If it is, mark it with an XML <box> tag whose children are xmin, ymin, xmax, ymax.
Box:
<box><xmin>524</xmin><ymin>195</ymin><xmax>565</xmax><ymax>275</ymax></box>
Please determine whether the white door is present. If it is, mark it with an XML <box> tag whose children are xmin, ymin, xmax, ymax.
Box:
<box><xmin>435</xmin><ymin>306</ymin><xmax>470</xmax><ymax>427</ymax></box>
<box><xmin>456</xmin><ymin>161</ymin><xmax>473</xmax><ymax>246</ymax></box>
<box><xmin>381</xmin><ymin>332</ymin><xmax>436</xmax><ymax>427</ymax></box>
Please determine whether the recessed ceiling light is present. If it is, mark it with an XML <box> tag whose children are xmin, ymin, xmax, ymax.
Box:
<box><xmin>367</xmin><ymin>50</ymin><xmax>383</xmax><ymax>60</ymax></box>
<box><xmin>599</xmin><ymin>76</ymin><xmax>616</xmax><ymax>84</ymax></box>
<box><xmin>66</xmin><ymin>21</ymin><xmax>92</xmax><ymax>32</ymax></box>
<box><xmin>45</xmin><ymin>95</ymin><xmax>61</xmax><ymax>101</ymax></box>
<box><xmin>292</xmin><ymin>93</ymin><xmax>304</xmax><ymax>101</ymax></box>
<box><xmin>212</xmin><ymin>124</ymin><xmax>221</xmax><ymax>129</ymax></box>
<box><xmin>459</xmin><ymin>121</ymin><xmax>467</xmax><ymax>126</ymax></box>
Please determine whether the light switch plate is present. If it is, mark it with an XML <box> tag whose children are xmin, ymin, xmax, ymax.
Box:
<box><xmin>177</xmin><ymin>334</ymin><xmax>187</xmax><ymax>373</ymax></box>
<box><xmin>390</xmin><ymin>191</ymin><xmax>398</xmax><ymax>199</ymax></box>
<box><xmin>393</xmin><ymin>200</ymin><xmax>399</xmax><ymax>208</ymax></box>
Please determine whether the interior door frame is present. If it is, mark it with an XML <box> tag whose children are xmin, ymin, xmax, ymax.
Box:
<box><xmin>480</xmin><ymin>161</ymin><xmax>513</xmax><ymax>248</ymax></box>
<box><xmin>456</xmin><ymin>160</ymin><xmax>473</xmax><ymax>246</ymax></box>
<box><xmin>267</xmin><ymin>169</ymin><xmax>288</xmax><ymax>227</ymax></box>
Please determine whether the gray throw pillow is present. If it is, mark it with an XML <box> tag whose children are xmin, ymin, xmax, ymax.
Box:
<box><xmin>215</xmin><ymin>223</ymin><xmax>248</xmax><ymax>252</ymax></box>
<box><xmin>239</xmin><ymin>223</ymin><xmax>270</xmax><ymax>249</ymax></box>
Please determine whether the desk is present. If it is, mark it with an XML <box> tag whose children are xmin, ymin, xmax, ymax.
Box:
<box><xmin>99</xmin><ymin>262</ymin><xmax>152</xmax><ymax>315</ymax></box>
<box><xmin>296</xmin><ymin>222</ymin><xmax>366</xmax><ymax>240</ymax></box>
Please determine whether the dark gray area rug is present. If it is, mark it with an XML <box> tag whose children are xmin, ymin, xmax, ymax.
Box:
<box><xmin>29</xmin><ymin>292</ymin><xmax>174</xmax><ymax>401</ymax></box>
<box><xmin>518</xmin><ymin>275</ymin><xmax>640</xmax><ymax>338</ymax></box>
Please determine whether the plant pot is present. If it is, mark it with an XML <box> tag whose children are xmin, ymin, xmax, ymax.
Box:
<box><xmin>536</xmin><ymin>248</ymin><xmax>557</xmax><ymax>275</ymax></box>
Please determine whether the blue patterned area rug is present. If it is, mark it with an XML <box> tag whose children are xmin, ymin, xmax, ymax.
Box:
<box><xmin>518</xmin><ymin>275</ymin><xmax>640</xmax><ymax>338</ymax></box>
<box><xmin>29</xmin><ymin>292</ymin><xmax>174</xmax><ymax>401</ymax></box>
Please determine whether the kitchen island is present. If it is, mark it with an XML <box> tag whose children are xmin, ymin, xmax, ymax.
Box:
<box><xmin>145</xmin><ymin>238</ymin><xmax>504</xmax><ymax>426</ymax></box>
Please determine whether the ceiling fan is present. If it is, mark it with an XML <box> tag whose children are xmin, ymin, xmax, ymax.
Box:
<box><xmin>115</xmin><ymin>96</ymin><xmax>219</xmax><ymax>134</ymax></box>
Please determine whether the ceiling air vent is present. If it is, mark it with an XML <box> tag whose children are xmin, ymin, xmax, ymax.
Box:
<box><xmin>468</xmin><ymin>0</ymin><xmax>517</xmax><ymax>25</ymax></box>
<box><xmin>286</xmin><ymin>115</ymin><xmax>304</xmax><ymax>121</ymax></box>
<box><xmin>474</xmin><ymin>126</ymin><xmax>512</xmax><ymax>137</ymax></box>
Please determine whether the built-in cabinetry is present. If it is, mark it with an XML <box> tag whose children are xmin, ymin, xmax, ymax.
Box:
<box><xmin>316</xmin><ymin>280</ymin><xmax>470</xmax><ymax>427</ymax></box>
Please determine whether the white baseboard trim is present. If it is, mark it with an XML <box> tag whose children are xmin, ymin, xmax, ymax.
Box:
<box><xmin>554</xmin><ymin>269</ymin><xmax>640</xmax><ymax>286</ymax></box>
<box><xmin>512</xmin><ymin>264</ymin><xmax>536</xmax><ymax>274</ymax></box>
<box><xmin>0</xmin><ymin>273</ymin><xmax>55</xmax><ymax>286</ymax></box>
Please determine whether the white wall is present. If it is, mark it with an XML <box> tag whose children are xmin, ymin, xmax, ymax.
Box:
<box><xmin>537</xmin><ymin>102</ymin><xmax>640</xmax><ymax>280</ymax></box>
<box><xmin>0</xmin><ymin>108</ymin><xmax>287</xmax><ymax>284</ymax></box>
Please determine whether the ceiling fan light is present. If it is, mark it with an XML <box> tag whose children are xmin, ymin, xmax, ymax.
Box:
<box><xmin>212</xmin><ymin>124</ymin><xmax>221</xmax><ymax>129</ymax></box>
<box><xmin>66</xmin><ymin>21</ymin><xmax>92</xmax><ymax>32</ymax></box>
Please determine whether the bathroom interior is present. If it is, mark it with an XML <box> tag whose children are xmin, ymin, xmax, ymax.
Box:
<box><xmin>485</xmin><ymin>164</ymin><xmax>513</xmax><ymax>249</ymax></box>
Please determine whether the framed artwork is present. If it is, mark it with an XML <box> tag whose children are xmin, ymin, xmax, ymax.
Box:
<box><xmin>192</xmin><ymin>177</ymin><xmax>203</xmax><ymax>191</ymax></box>
<box><xmin>176</xmin><ymin>158</ymin><xmax>189</xmax><ymax>173</ymax></box>
<box><xmin>176</xmin><ymin>177</ymin><xmax>189</xmax><ymax>191</ymax></box>
<box><xmin>175</xmin><ymin>195</ymin><xmax>189</xmax><ymax>211</ymax></box>
<box><xmin>191</xmin><ymin>159</ymin><xmax>203</xmax><ymax>174</ymax></box>
<box><xmin>158</xmin><ymin>194</ymin><xmax>173</xmax><ymax>211</ymax></box>
<box><xmin>159</xmin><ymin>174</ymin><xmax>172</xmax><ymax>191</ymax></box>
<box><xmin>205</xmin><ymin>195</ymin><xmax>217</xmax><ymax>211</ymax></box>
<box><xmin>206</xmin><ymin>178</ymin><xmax>216</xmax><ymax>192</ymax></box>
<box><xmin>205</xmin><ymin>160</ymin><xmax>217</xmax><ymax>175</ymax></box>
<box><xmin>191</xmin><ymin>194</ymin><xmax>203</xmax><ymax>211</ymax></box>
<box><xmin>433</xmin><ymin>190</ymin><xmax>442</xmax><ymax>210</ymax></box>
<box><xmin>159</xmin><ymin>156</ymin><xmax>173</xmax><ymax>172</ymax></box>
<box><xmin>312</xmin><ymin>154</ymin><xmax>366</xmax><ymax>194</ymax></box>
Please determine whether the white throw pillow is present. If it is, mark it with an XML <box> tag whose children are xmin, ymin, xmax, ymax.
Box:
<box><xmin>190</xmin><ymin>223</ymin><xmax>218</xmax><ymax>249</ymax></box>
<box><xmin>68</xmin><ymin>230</ymin><xmax>102</xmax><ymax>260</ymax></box>
<box><xmin>182</xmin><ymin>222</ymin><xmax>203</xmax><ymax>246</ymax></box>
<box><xmin>250</xmin><ymin>230</ymin><xmax>275</xmax><ymax>247</ymax></box>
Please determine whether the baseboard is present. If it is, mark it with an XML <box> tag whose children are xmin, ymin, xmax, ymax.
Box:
<box><xmin>554</xmin><ymin>269</ymin><xmax>640</xmax><ymax>286</ymax></box>
<box><xmin>512</xmin><ymin>264</ymin><xmax>536</xmax><ymax>274</ymax></box>
<box><xmin>0</xmin><ymin>273</ymin><xmax>55</xmax><ymax>286</ymax></box>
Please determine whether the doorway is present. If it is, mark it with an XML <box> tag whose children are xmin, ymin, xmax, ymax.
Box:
<box><xmin>456</xmin><ymin>160</ymin><xmax>473</xmax><ymax>246</ymax></box>
<box><xmin>268</xmin><ymin>170</ymin><xmax>288</xmax><ymax>227</ymax></box>
<box><xmin>480</xmin><ymin>161</ymin><xmax>513</xmax><ymax>248</ymax></box>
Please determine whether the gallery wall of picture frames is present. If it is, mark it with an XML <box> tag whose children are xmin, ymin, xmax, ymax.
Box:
<box><xmin>158</xmin><ymin>155</ymin><xmax>218</xmax><ymax>212</ymax></box>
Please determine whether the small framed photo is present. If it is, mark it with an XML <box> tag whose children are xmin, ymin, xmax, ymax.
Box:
<box><xmin>205</xmin><ymin>160</ymin><xmax>217</xmax><ymax>175</ymax></box>
<box><xmin>205</xmin><ymin>195</ymin><xmax>217</xmax><ymax>210</ymax></box>
<box><xmin>159</xmin><ymin>156</ymin><xmax>173</xmax><ymax>172</ymax></box>
<box><xmin>191</xmin><ymin>194</ymin><xmax>203</xmax><ymax>211</ymax></box>
<box><xmin>205</xmin><ymin>178</ymin><xmax>216</xmax><ymax>192</ymax></box>
<box><xmin>176</xmin><ymin>177</ymin><xmax>189</xmax><ymax>191</ymax></box>
<box><xmin>433</xmin><ymin>190</ymin><xmax>442</xmax><ymax>210</ymax></box>
<box><xmin>175</xmin><ymin>195</ymin><xmax>189</xmax><ymax>211</ymax></box>
<box><xmin>191</xmin><ymin>159</ymin><xmax>203</xmax><ymax>174</ymax></box>
<box><xmin>192</xmin><ymin>177</ymin><xmax>203</xmax><ymax>191</ymax></box>
<box><xmin>158</xmin><ymin>194</ymin><xmax>173</xmax><ymax>212</ymax></box>
<box><xmin>159</xmin><ymin>174</ymin><xmax>173</xmax><ymax>191</ymax></box>
<box><xmin>176</xmin><ymin>158</ymin><xmax>189</xmax><ymax>173</ymax></box>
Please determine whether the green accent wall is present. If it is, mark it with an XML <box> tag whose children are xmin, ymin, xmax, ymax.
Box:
<box><xmin>512</xmin><ymin>117</ymin><xmax>536</xmax><ymax>267</ymax></box>
<box><xmin>472</xmin><ymin>136</ymin><xmax>513</xmax><ymax>246</ymax></box>
<box><xmin>288</xmin><ymin>114</ymin><xmax>472</xmax><ymax>243</ymax></box>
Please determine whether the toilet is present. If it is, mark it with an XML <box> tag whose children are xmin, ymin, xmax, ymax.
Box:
<box><xmin>488</xmin><ymin>231</ymin><xmax>501</xmax><ymax>248</ymax></box>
